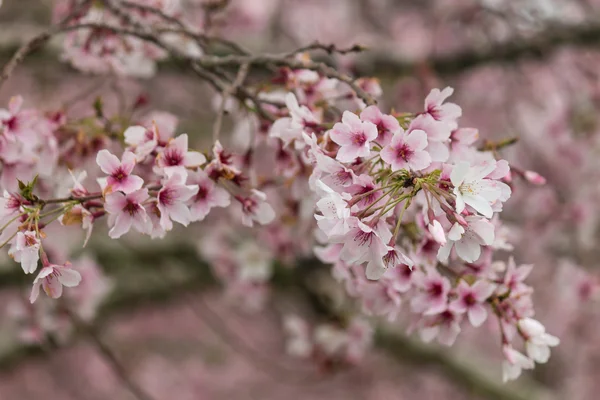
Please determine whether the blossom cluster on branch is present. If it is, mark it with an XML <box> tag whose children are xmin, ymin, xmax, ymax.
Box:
<box><xmin>0</xmin><ymin>0</ymin><xmax>561</xmax><ymax>384</ymax></box>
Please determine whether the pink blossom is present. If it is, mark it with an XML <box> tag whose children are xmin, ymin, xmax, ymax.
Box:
<box><xmin>498</xmin><ymin>257</ymin><xmax>534</xmax><ymax>295</ymax></box>
<box><xmin>437</xmin><ymin>217</ymin><xmax>495</xmax><ymax>263</ymax></box>
<box><xmin>428</xmin><ymin>220</ymin><xmax>446</xmax><ymax>245</ymax></box>
<box><xmin>124</xmin><ymin>125</ymin><xmax>159</xmax><ymax>160</ymax></box>
<box><xmin>238</xmin><ymin>189</ymin><xmax>276</xmax><ymax>227</ymax></box>
<box><xmin>269</xmin><ymin>93</ymin><xmax>319</xmax><ymax>148</ymax></box>
<box><xmin>380</xmin><ymin>129</ymin><xmax>431</xmax><ymax>171</ymax></box>
<box><xmin>8</xmin><ymin>231</ymin><xmax>40</xmax><ymax>274</ymax></box>
<box><xmin>502</xmin><ymin>345</ymin><xmax>534</xmax><ymax>382</ymax></box>
<box><xmin>524</xmin><ymin>170</ymin><xmax>546</xmax><ymax>185</ymax></box>
<box><xmin>0</xmin><ymin>96</ymin><xmax>34</xmax><ymax>140</ymax></box>
<box><xmin>419</xmin><ymin>309</ymin><xmax>462</xmax><ymax>346</ymax></box>
<box><xmin>96</xmin><ymin>149</ymin><xmax>144</xmax><ymax>194</ymax></box>
<box><xmin>359</xmin><ymin>106</ymin><xmax>400</xmax><ymax>147</ymax></box>
<box><xmin>519</xmin><ymin>318</ymin><xmax>560</xmax><ymax>363</ymax></box>
<box><xmin>411</xmin><ymin>270</ymin><xmax>451</xmax><ymax>315</ymax></box>
<box><xmin>451</xmin><ymin>160</ymin><xmax>510</xmax><ymax>218</ymax></box>
<box><xmin>30</xmin><ymin>257</ymin><xmax>81</xmax><ymax>303</ymax></box>
<box><xmin>330</xmin><ymin>111</ymin><xmax>378</xmax><ymax>162</ymax></box>
<box><xmin>449</xmin><ymin>280</ymin><xmax>496</xmax><ymax>327</ymax></box>
<box><xmin>314</xmin><ymin>153</ymin><xmax>358</xmax><ymax>190</ymax></box>
<box><xmin>104</xmin><ymin>188</ymin><xmax>152</xmax><ymax>239</ymax></box>
<box><xmin>157</xmin><ymin>167</ymin><xmax>199</xmax><ymax>231</ymax></box>
<box><xmin>283</xmin><ymin>315</ymin><xmax>313</xmax><ymax>358</ymax></box>
<box><xmin>156</xmin><ymin>134</ymin><xmax>206</xmax><ymax>170</ymax></box>
<box><xmin>187</xmin><ymin>169</ymin><xmax>231</xmax><ymax>222</ymax></box>
<box><xmin>423</xmin><ymin>87</ymin><xmax>462</xmax><ymax>126</ymax></box>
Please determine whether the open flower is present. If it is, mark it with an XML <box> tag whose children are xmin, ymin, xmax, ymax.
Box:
<box><xmin>437</xmin><ymin>217</ymin><xmax>495</xmax><ymax>263</ymax></box>
<box><xmin>519</xmin><ymin>318</ymin><xmax>560</xmax><ymax>363</ymax></box>
<box><xmin>238</xmin><ymin>189</ymin><xmax>275</xmax><ymax>227</ymax></box>
<box><xmin>269</xmin><ymin>93</ymin><xmax>319</xmax><ymax>148</ymax></box>
<box><xmin>359</xmin><ymin>106</ymin><xmax>400</xmax><ymax>147</ymax></box>
<box><xmin>30</xmin><ymin>256</ymin><xmax>81</xmax><ymax>303</ymax></box>
<box><xmin>187</xmin><ymin>168</ymin><xmax>231</xmax><ymax>222</ymax></box>
<box><xmin>330</xmin><ymin>111</ymin><xmax>378</xmax><ymax>162</ymax></box>
<box><xmin>156</xmin><ymin>133</ymin><xmax>206</xmax><ymax>170</ymax></box>
<box><xmin>9</xmin><ymin>231</ymin><xmax>40</xmax><ymax>274</ymax></box>
<box><xmin>157</xmin><ymin>167</ymin><xmax>199</xmax><ymax>231</ymax></box>
<box><xmin>411</xmin><ymin>270</ymin><xmax>451</xmax><ymax>315</ymax></box>
<box><xmin>449</xmin><ymin>280</ymin><xmax>496</xmax><ymax>327</ymax></box>
<box><xmin>96</xmin><ymin>149</ymin><xmax>144</xmax><ymax>194</ymax></box>
<box><xmin>104</xmin><ymin>188</ymin><xmax>152</xmax><ymax>239</ymax></box>
<box><xmin>380</xmin><ymin>129</ymin><xmax>431</xmax><ymax>171</ymax></box>
<box><xmin>451</xmin><ymin>161</ymin><xmax>507</xmax><ymax>218</ymax></box>
<box><xmin>502</xmin><ymin>345</ymin><xmax>534</xmax><ymax>382</ymax></box>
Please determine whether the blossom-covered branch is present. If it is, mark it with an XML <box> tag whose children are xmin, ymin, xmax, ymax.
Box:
<box><xmin>0</xmin><ymin>0</ymin><xmax>560</xmax><ymax>385</ymax></box>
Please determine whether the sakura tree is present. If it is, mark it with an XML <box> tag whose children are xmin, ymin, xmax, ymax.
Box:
<box><xmin>4</xmin><ymin>1</ymin><xmax>599</xmax><ymax>399</ymax></box>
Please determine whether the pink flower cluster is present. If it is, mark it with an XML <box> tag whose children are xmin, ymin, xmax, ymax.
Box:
<box><xmin>56</xmin><ymin>0</ymin><xmax>202</xmax><ymax>77</ymax></box>
<box><xmin>266</xmin><ymin>85</ymin><xmax>556</xmax><ymax>381</ymax></box>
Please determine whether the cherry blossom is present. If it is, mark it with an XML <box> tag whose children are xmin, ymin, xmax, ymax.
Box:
<box><xmin>437</xmin><ymin>217</ymin><xmax>495</xmax><ymax>263</ymax></box>
<box><xmin>237</xmin><ymin>189</ymin><xmax>276</xmax><ymax>227</ymax></box>
<box><xmin>359</xmin><ymin>105</ymin><xmax>400</xmax><ymax>147</ymax></box>
<box><xmin>449</xmin><ymin>280</ymin><xmax>496</xmax><ymax>327</ymax></box>
<box><xmin>380</xmin><ymin>129</ymin><xmax>431</xmax><ymax>172</ymax></box>
<box><xmin>186</xmin><ymin>169</ymin><xmax>231</xmax><ymax>222</ymax></box>
<box><xmin>104</xmin><ymin>189</ymin><xmax>152</xmax><ymax>239</ymax></box>
<box><xmin>8</xmin><ymin>231</ymin><xmax>40</xmax><ymax>274</ymax></box>
<box><xmin>502</xmin><ymin>345</ymin><xmax>534</xmax><ymax>383</ymax></box>
<box><xmin>269</xmin><ymin>93</ymin><xmax>319</xmax><ymax>148</ymax></box>
<box><xmin>451</xmin><ymin>161</ymin><xmax>509</xmax><ymax>218</ymax></box>
<box><xmin>30</xmin><ymin>256</ymin><xmax>82</xmax><ymax>303</ymax></box>
<box><xmin>330</xmin><ymin>111</ymin><xmax>378</xmax><ymax>162</ymax></box>
<box><xmin>411</xmin><ymin>270</ymin><xmax>451</xmax><ymax>315</ymax></box>
<box><xmin>157</xmin><ymin>167</ymin><xmax>199</xmax><ymax>231</ymax></box>
<box><xmin>156</xmin><ymin>134</ymin><xmax>206</xmax><ymax>170</ymax></box>
<box><xmin>519</xmin><ymin>318</ymin><xmax>560</xmax><ymax>363</ymax></box>
<box><xmin>96</xmin><ymin>150</ymin><xmax>144</xmax><ymax>194</ymax></box>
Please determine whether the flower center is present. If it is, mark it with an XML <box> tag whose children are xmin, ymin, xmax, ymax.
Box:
<box><xmin>352</xmin><ymin>132</ymin><xmax>367</xmax><ymax>146</ymax></box>
<box><xmin>395</xmin><ymin>144</ymin><xmax>414</xmax><ymax>161</ymax></box>
<box><xmin>164</xmin><ymin>149</ymin><xmax>184</xmax><ymax>166</ymax></box>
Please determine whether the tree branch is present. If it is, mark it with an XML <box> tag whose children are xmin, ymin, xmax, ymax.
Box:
<box><xmin>354</xmin><ymin>22</ymin><xmax>600</xmax><ymax>77</ymax></box>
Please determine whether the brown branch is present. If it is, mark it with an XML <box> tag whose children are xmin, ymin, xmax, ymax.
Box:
<box><xmin>355</xmin><ymin>22</ymin><xmax>600</xmax><ymax>77</ymax></box>
<box><xmin>65</xmin><ymin>308</ymin><xmax>157</xmax><ymax>400</ymax></box>
<box><xmin>213</xmin><ymin>63</ymin><xmax>250</xmax><ymax>141</ymax></box>
<box><xmin>0</xmin><ymin>0</ymin><xmax>92</xmax><ymax>90</ymax></box>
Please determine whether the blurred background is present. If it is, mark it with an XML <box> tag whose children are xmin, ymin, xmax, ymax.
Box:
<box><xmin>0</xmin><ymin>0</ymin><xmax>599</xmax><ymax>399</ymax></box>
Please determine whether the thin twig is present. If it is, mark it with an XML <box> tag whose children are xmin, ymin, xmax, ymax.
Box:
<box><xmin>213</xmin><ymin>63</ymin><xmax>250</xmax><ymax>141</ymax></box>
<box><xmin>64</xmin><ymin>308</ymin><xmax>157</xmax><ymax>400</ymax></box>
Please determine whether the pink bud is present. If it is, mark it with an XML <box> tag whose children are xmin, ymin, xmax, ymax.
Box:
<box><xmin>524</xmin><ymin>170</ymin><xmax>546</xmax><ymax>185</ymax></box>
<box><xmin>428</xmin><ymin>220</ymin><xmax>446</xmax><ymax>245</ymax></box>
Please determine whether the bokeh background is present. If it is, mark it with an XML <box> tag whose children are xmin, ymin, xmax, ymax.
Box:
<box><xmin>0</xmin><ymin>1</ymin><xmax>599</xmax><ymax>399</ymax></box>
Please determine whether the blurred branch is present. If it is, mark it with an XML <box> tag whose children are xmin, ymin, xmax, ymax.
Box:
<box><xmin>354</xmin><ymin>22</ymin><xmax>600</xmax><ymax>77</ymax></box>
<box><xmin>0</xmin><ymin>246</ymin><xmax>552</xmax><ymax>400</ymax></box>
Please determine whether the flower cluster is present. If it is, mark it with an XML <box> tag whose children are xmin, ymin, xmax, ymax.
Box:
<box><xmin>266</xmin><ymin>85</ymin><xmax>556</xmax><ymax>381</ymax></box>
<box><xmin>283</xmin><ymin>315</ymin><xmax>373</xmax><ymax>368</ymax></box>
<box><xmin>0</xmin><ymin>0</ymin><xmax>562</xmax><ymax>383</ymax></box>
<box><xmin>56</xmin><ymin>0</ymin><xmax>202</xmax><ymax>77</ymax></box>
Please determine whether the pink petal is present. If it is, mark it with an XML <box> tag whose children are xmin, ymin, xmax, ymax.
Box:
<box><xmin>120</xmin><ymin>151</ymin><xmax>137</xmax><ymax>174</ymax></box>
<box><xmin>117</xmin><ymin>175</ymin><xmax>144</xmax><ymax>194</ymax></box>
<box><xmin>455</xmin><ymin>238</ymin><xmax>481</xmax><ymax>263</ymax></box>
<box><xmin>468</xmin><ymin>304</ymin><xmax>488</xmax><ymax>327</ymax></box>
<box><xmin>43</xmin><ymin>277</ymin><xmax>63</xmax><ymax>299</ymax></box>
<box><xmin>109</xmin><ymin>213</ymin><xmax>133</xmax><ymax>239</ymax></box>
<box><xmin>184</xmin><ymin>151</ymin><xmax>206</xmax><ymax>167</ymax></box>
<box><xmin>408</xmin><ymin>150</ymin><xmax>431</xmax><ymax>171</ymax></box>
<box><xmin>96</xmin><ymin>150</ymin><xmax>121</xmax><ymax>175</ymax></box>
<box><xmin>168</xmin><ymin>202</ymin><xmax>193</xmax><ymax>226</ymax></box>
<box><xmin>59</xmin><ymin>268</ymin><xmax>82</xmax><ymax>287</ymax></box>
<box><xmin>405</xmin><ymin>129</ymin><xmax>428</xmax><ymax>151</ymax></box>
